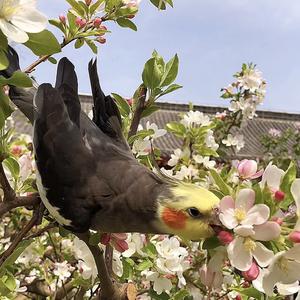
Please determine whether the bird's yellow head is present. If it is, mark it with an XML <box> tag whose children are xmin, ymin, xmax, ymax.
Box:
<box><xmin>156</xmin><ymin>182</ymin><xmax>220</xmax><ymax>241</ymax></box>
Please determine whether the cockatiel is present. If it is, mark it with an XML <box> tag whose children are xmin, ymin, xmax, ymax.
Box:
<box><xmin>1</xmin><ymin>47</ymin><xmax>220</xmax><ymax>241</ymax></box>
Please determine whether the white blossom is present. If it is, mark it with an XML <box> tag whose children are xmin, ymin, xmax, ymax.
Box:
<box><xmin>205</xmin><ymin>130</ymin><xmax>219</xmax><ymax>151</ymax></box>
<box><xmin>0</xmin><ymin>0</ymin><xmax>47</xmax><ymax>43</ymax></box>
<box><xmin>168</xmin><ymin>149</ymin><xmax>182</xmax><ymax>167</ymax></box>
<box><xmin>122</xmin><ymin>233</ymin><xmax>145</xmax><ymax>258</ymax></box>
<box><xmin>146</xmin><ymin>121</ymin><xmax>166</xmax><ymax>140</ymax></box>
<box><xmin>132</xmin><ymin>139</ymin><xmax>151</xmax><ymax>156</ymax></box>
<box><xmin>53</xmin><ymin>261</ymin><xmax>74</xmax><ymax>281</ymax></box>
<box><xmin>222</xmin><ymin>134</ymin><xmax>244</xmax><ymax>151</ymax></box>
<box><xmin>181</xmin><ymin>111</ymin><xmax>211</xmax><ymax>128</ymax></box>
<box><xmin>174</xmin><ymin>165</ymin><xmax>198</xmax><ymax>180</ymax></box>
<box><xmin>193</xmin><ymin>155</ymin><xmax>216</xmax><ymax>169</ymax></box>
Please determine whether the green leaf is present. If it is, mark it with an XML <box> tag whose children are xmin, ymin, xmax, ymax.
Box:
<box><xmin>253</xmin><ymin>183</ymin><xmax>263</xmax><ymax>204</ymax></box>
<box><xmin>24</xmin><ymin>30</ymin><xmax>61</xmax><ymax>56</ymax></box>
<box><xmin>159</xmin><ymin>84</ymin><xmax>182</xmax><ymax>97</ymax></box>
<box><xmin>66</xmin><ymin>0</ymin><xmax>85</xmax><ymax>16</ymax></box>
<box><xmin>3</xmin><ymin>157</ymin><xmax>20</xmax><ymax>181</ymax></box>
<box><xmin>202</xmin><ymin>236</ymin><xmax>221</xmax><ymax>250</ymax></box>
<box><xmin>136</xmin><ymin>259</ymin><xmax>153</xmax><ymax>271</ymax></box>
<box><xmin>67</xmin><ymin>11</ymin><xmax>77</xmax><ymax>34</ymax></box>
<box><xmin>166</xmin><ymin>121</ymin><xmax>186</xmax><ymax>137</ymax></box>
<box><xmin>90</xmin><ymin>0</ymin><xmax>105</xmax><ymax>14</ymax></box>
<box><xmin>105</xmin><ymin>0</ymin><xmax>123</xmax><ymax>11</ymax></box>
<box><xmin>89</xmin><ymin>232</ymin><xmax>101</xmax><ymax>246</ymax></box>
<box><xmin>0</xmin><ymin>90</ymin><xmax>13</xmax><ymax>129</ymax></box>
<box><xmin>48</xmin><ymin>57</ymin><xmax>57</xmax><ymax>64</ymax></box>
<box><xmin>171</xmin><ymin>290</ymin><xmax>190</xmax><ymax>300</ymax></box>
<box><xmin>128</xmin><ymin>129</ymin><xmax>154</xmax><ymax>144</ymax></box>
<box><xmin>143</xmin><ymin>242</ymin><xmax>157</xmax><ymax>258</ymax></box>
<box><xmin>75</xmin><ymin>38</ymin><xmax>84</xmax><ymax>49</ymax></box>
<box><xmin>0</xmin><ymin>71</ymin><xmax>32</xmax><ymax>87</ymax></box>
<box><xmin>160</xmin><ymin>54</ymin><xmax>179</xmax><ymax>87</ymax></box>
<box><xmin>58</xmin><ymin>226</ymin><xmax>72</xmax><ymax>237</ymax></box>
<box><xmin>142</xmin><ymin>57</ymin><xmax>163</xmax><ymax>90</ymax></box>
<box><xmin>280</xmin><ymin>161</ymin><xmax>297</xmax><ymax>210</ymax></box>
<box><xmin>0</xmin><ymin>240</ymin><xmax>33</xmax><ymax>276</ymax></box>
<box><xmin>49</xmin><ymin>19</ymin><xmax>65</xmax><ymax>33</ymax></box>
<box><xmin>0</xmin><ymin>49</ymin><xmax>9</xmax><ymax>71</ymax></box>
<box><xmin>150</xmin><ymin>0</ymin><xmax>166</xmax><ymax>10</ymax></box>
<box><xmin>232</xmin><ymin>287</ymin><xmax>262</xmax><ymax>299</ymax></box>
<box><xmin>0</xmin><ymin>31</ymin><xmax>8</xmax><ymax>51</ymax></box>
<box><xmin>210</xmin><ymin>169</ymin><xmax>231</xmax><ymax>195</ymax></box>
<box><xmin>85</xmin><ymin>39</ymin><xmax>98</xmax><ymax>54</ymax></box>
<box><xmin>141</xmin><ymin>105</ymin><xmax>160</xmax><ymax>118</ymax></box>
<box><xmin>112</xmin><ymin>93</ymin><xmax>131</xmax><ymax>117</ymax></box>
<box><xmin>116</xmin><ymin>17</ymin><xmax>137</xmax><ymax>31</ymax></box>
<box><xmin>0</xmin><ymin>272</ymin><xmax>16</xmax><ymax>296</ymax></box>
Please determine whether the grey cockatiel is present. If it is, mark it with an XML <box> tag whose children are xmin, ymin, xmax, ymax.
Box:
<box><xmin>1</xmin><ymin>48</ymin><xmax>220</xmax><ymax>241</ymax></box>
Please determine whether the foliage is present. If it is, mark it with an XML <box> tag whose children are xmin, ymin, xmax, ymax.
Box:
<box><xmin>0</xmin><ymin>1</ymin><xmax>299</xmax><ymax>300</ymax></box>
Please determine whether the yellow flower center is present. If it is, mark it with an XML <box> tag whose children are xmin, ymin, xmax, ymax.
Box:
<box><xmin>235</xmin><ymin>209</ymin><xmax>246</xmax><ymax>223</ymax></box>
<box><xmin>0</xmin><ymin>0</ymin><xmax>20</xmax><ymax>20</ymax></box>
<box><xmin>243</xmin><ymin>238</ymin><xmax>256</xmax><ymax>252</ymax></box>
<box><xmin>277</xmin><ymin>257</ymin><xmax>289</xmax><ymax>273</ymax></box>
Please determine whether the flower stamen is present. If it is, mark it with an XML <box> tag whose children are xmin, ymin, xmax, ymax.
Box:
<box><xmin>235</xmin><ymin>209</ymin><xmax>246</xmax><ymax>222</ymax></box>
<box><xmin>243</xmin><ymin>238</ymin><xmax>256</xmax><ymax>252</ymax></box>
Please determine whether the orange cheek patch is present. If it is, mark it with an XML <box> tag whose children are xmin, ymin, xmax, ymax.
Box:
<box><xmin>162</xmin><ymin>207</ymin><xmax>187</xmax><ymax>230</ymax></box>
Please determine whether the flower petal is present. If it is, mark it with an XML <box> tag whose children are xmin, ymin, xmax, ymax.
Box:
<box><xmin>291</xmin><ymin>179</ymin><xmax>300</xmax><ymax>230</ymax></box>
<box><xmin>253</xmin><ymin>242</ymin><xmax>274</xmax><ymax>267</ymax></box>
<box><xmin>242</xmin><ymin>204</ymin><xmax>270</xmax><ymax>226</ymax></box>
<box><xmin>277</xmin><ymin>281</ymin><xmax>300</xmax><ymax>296</ymax></box>
<box><xmin>234</xmin><ymin>225</ymin><xmax>255</xmax><ymax>237</ymax></box>
<box><xmin>227</xmin><ymin>236</ymin><xmax>252</xmax><ymax>271</ymax></box>
<box><xmin>219</xmin><ymin>209</ymin><xmax>238</xmax><ymax>229</ymax></box>
<box><xmin>236</xmin><ymin>189</ymin><xmax>255</xmax><ymax>212</ymax></box>
<box><xmin>10</xmin><ymin>8</ymin><xmax>47</xmax><ymax>33</ymax></box>
<box><xmin>263</xmin><ymin>264</ymin><xmax>282</xmax><ymax>296</ymax></box>
<box><xmin>220</xmin><ymin>196</ymin><xmax>235</xmax><ymax>212</ymax></box>
<box><xmin>253</xmin><ymin>222</ymin><xmax>281</xmax><ymax>241</ymax></box>
<box><xmin>285</xmin><ymin>244</ymin><xmax>300</xmax><ymax>261</ymax></box>
<box><xmin>0</xmin><ymin>19</ymin><xmax>28</xmax><ymax>43</ymax></box>
<box><xmin>261</xmin><ymin>163</ymin><xmax>285</xmax><ymax>190</ymax></box>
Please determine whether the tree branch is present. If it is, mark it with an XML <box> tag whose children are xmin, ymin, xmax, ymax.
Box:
<box><xmin>0</xmin><ymin>194</ymin><xmax>40</xmax><ymax>218</ymax></box>
<box><xmin>0</xmin><ymin>163</ymin><xmax>16</xmax><ymax>202</ymax></box>
<box><xmin>0</xmin><ymin>203</ymin><xmax>42</xmax><ymax>267</ymax></box>
<box><xmin>128</xmin><ymin>85</ymin><xmax>147</xmax><ymax>140</ymax></box>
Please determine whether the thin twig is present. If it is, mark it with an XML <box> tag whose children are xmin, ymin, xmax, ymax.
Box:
<box><xmin>0</xmin><ymin>163</ymin><xmax>16</xmax><ymax>202</ymax></box>
<box><xmin>0</xmin><ymin>205</ymin><xmax>40</xmax><ymax>267</ymax></box>
<box><xmin>0</xmin><ymin>194</ymin><xmax>40</xmax><ymax>218</ymax></box>
<box><xmin>25</xmin><ymin>222</ymin><xmax>57</xmax><ymax>240</ymax></box>
<box><xmin>128</xmin><ymin>84</ymin><xmax>147</xmax><ymax>140</ymax></box>
<box><xmin>104</xmin><ymin>244</ymin><xmax>113</xmax><ymax>277</ymax></box>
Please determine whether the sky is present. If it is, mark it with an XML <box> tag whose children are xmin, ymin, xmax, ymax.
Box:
<box><xmin>18</xmin><ymin>0</ymin><xmax>300</xmax><ymax>113</ymax></box>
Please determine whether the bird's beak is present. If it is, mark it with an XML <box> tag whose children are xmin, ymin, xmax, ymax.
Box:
<box><xmin>208</xmin><ymin>206</ymin><xmax>223</xmax><ymax>234</ymax></box>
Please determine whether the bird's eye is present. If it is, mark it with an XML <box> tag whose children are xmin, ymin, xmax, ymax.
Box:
<box><xmin>187</xmin><ymin>207</ymin><xmax>202</xmax><ymax>218</ymax></box>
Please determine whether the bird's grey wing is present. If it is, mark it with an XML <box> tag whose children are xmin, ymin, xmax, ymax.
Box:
<box><xmin>33</xmin><ymin>83</ymin><xmax>114</xmax><ymax>232</ymax></box>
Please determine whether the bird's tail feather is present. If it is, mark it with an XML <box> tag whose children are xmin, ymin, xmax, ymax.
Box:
<box><xmin>88</xmin><ymin>59</ymin><xmax>123</xmax><ymax>138</ymax></box>
<box><xmin>55</xmin><ymin>58</ymin><xmax>81</xmax><ymax>128</ymax></box>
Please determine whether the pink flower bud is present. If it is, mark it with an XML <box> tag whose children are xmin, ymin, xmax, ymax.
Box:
<box><xmin>99</xmin><ymin>25</ymin><xmax>107</xmax><ymax>31</ymax></box>
<box><xmin>289</xmin><ymin>231</ymin><xmax>300</xmax><ymax>243</ymax></box>
<box><xmin>113</xmin><ymin>239</ymin><xmax>129</xmax><ymax>252</ymax></box>
<box><xmin>100</xmin><ymin>233</ymin><xmax>111</xmax><ymax>245</ymax></box>
<box><xmin>97</xmin><ymin>37</ymin><xmax>106</xmax><ymax>44</ymax></box>
<box><xmin>237</xmin><ymin>159</ymin><xmax>258</xmax><ymax>179</ymax></box>
<box><xmin>85</xmin><ymin>0</ymin><xmax>92</xmax><ymax>5</ymax></box>
<box><xmin>126</xmin><ymin>98</ymin><xmax>133</xmax><ymax>106</ymax></box>
<box><xmin>93</xmin><ymin>17</ymin><xmax>102</xmax><ymax>28</ymax></box>
<box><xmin>242</xmin><ymin>261</ymin><xmax>259</xmax><ymax>281</ymax></box>
<box><xmin>75</xmin><ymin>17</ymin><xmax>87</xmax><ymax>28</ymax></box>
<box><xmin>218</xmin><ymin>231</ymin><xmax>234</xmax><ymax>245</ymax></box>
<box><xmin>274</xmin><ymin>190</ymin><xmax>285</xmax><ymax>202</ymax></box>
<box><xmin>11</xmin><ymin>145</ymin><xmax>23</xmax><ymax>157</ymax></box>
<box><xmin>59</xmin><ymin>14</ymin><xmax>66</xmax><ymax>24</ymax></box>
<box><xmin>127</xmin><ymin>15</ymin><xmax>135</xmax><ymax>19</ymax></box>
<box><xmin>271</xmin><ymin>217</ymin><xmax>283</xmax><ymax>225</ymax></box>
<box><xmin>235</xmin><ymin>295</ymin><xmax>242</xmax><ymax>300</ymax></box>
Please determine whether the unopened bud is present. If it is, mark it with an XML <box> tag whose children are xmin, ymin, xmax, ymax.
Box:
<box><xmin>100</xmin><ymin>233</ymin><xmax>111</xmax><ymax>245</ymax></box>
<box><xmin>235</xmin><ymin>295</ymin><xmax>242</xmax><ymax>300</ymax></box>
<box><xmin>242</xmin><ymin>261</ymin><xmax>259</xmax><ymax>281</ymax></box>
<box><xmin>85</xmin><ymin>0</ymin><xmax>92</xmax><ymax>5</ymax></box>
<box><xmin>271</xmin><ymin>217</ymin><xmax>283</xmax><ymax>225</ymax></box>
<box><xmin>75</xmin><ymin>17</ymin><xmax>87</xmax><ymax>28</ymax></box>
<box><xmin>126</xmin><ymin>98</ymin><xmax>133</xmax><ymax>106</ymax></box>
<box><xmin>274</xmin><ymin>190</ymin><xmax>285</xmax><ymax>202</ymax></box>
<box><xmin>93</xmin><ymin>17</ymin><xmax>102</xmax><ymax>28</ymax></box>
<box><xmin>59</xmin><ymin>14</ymin><xmax>66</xmax><ymax>24</ymax></box>
<box><xmin>289</xmin><ymin>231</ymin><xmax>300</xmax><ymax>243</ymax></box>
<box><xmin>97</xmin><ymin>37</ymin><xmax>106</xmax><ymax>44</ymax></box>
<box><xmin>218</xmin><ymin>231</ymin><xmax>234</xmax><ymax>245</ymax></box>
<box><xmin>127</xmin><ymin>15</ymin><xmax>135</xmax><ymax>19</ymax></box>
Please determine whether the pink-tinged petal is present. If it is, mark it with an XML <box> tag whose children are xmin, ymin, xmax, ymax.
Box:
<box><xmin>220</xmin><ymin>196</ymin><xmax>235</xmax><ymax>212</ymax></box>
<box><xmin>253</xmin><ymin>222</ymin><xmax>281</xmax><ymax>241</ymax></box>
<box><xmin>238</xmin><ymin>160</ymin><xmax>258</xmax><ymax>179</ymax></box>
<box><xmin>242</xmin><ymin>261</ymin><xmax>260</xmax><ymax>281</ymax></box>
<box><xmin>236</xmin><ymin>189</ymin><xmax>255</xmax><ymax>212</ymax></box>
<box><xmin>252</xmin><ymin>242</ymin><xmax>274</xmax><ymax>268</ymax></box>
<box><xmin>113</xmin><ymin>239</ymin><xmax>129</xmax><ymax>253</ymax></box>
<box><xmin>227</xmin><ymin>237</ymin><xmax>253</xmax><ymax>271</ymax></box>
<box><xmin>242</xmin><ymin>204</ymin><xmax>270</xmax><ymax>226</ymax></box>
<box><xmin>261</xmin><ymin>164</ymin><xmax>284</xmax><ymax>191</ymax></box>
<box><xmin>234</xmin><ymin>225</ymin><xmax>255</xmax><ymax>237</ymax></box>
<box><xmin>112</xmin><ymin>233</ymin><xmax>127</xmax><ymax>240</ymax></box>
<box><xmin>219</xmin><ymin>210</ymin><xmax>238</xmax><ymax>229</ymax></box>
<box><xmin>250</xmin><ymin>169</ymin><xmax>264</xmax><ymax>180</ymax></box>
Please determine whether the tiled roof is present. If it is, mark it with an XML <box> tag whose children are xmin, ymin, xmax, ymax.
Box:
<box><xmin>12</xmin><ymin>95</ymin><xmax>300</xmax><ymax>159</ymax></box>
